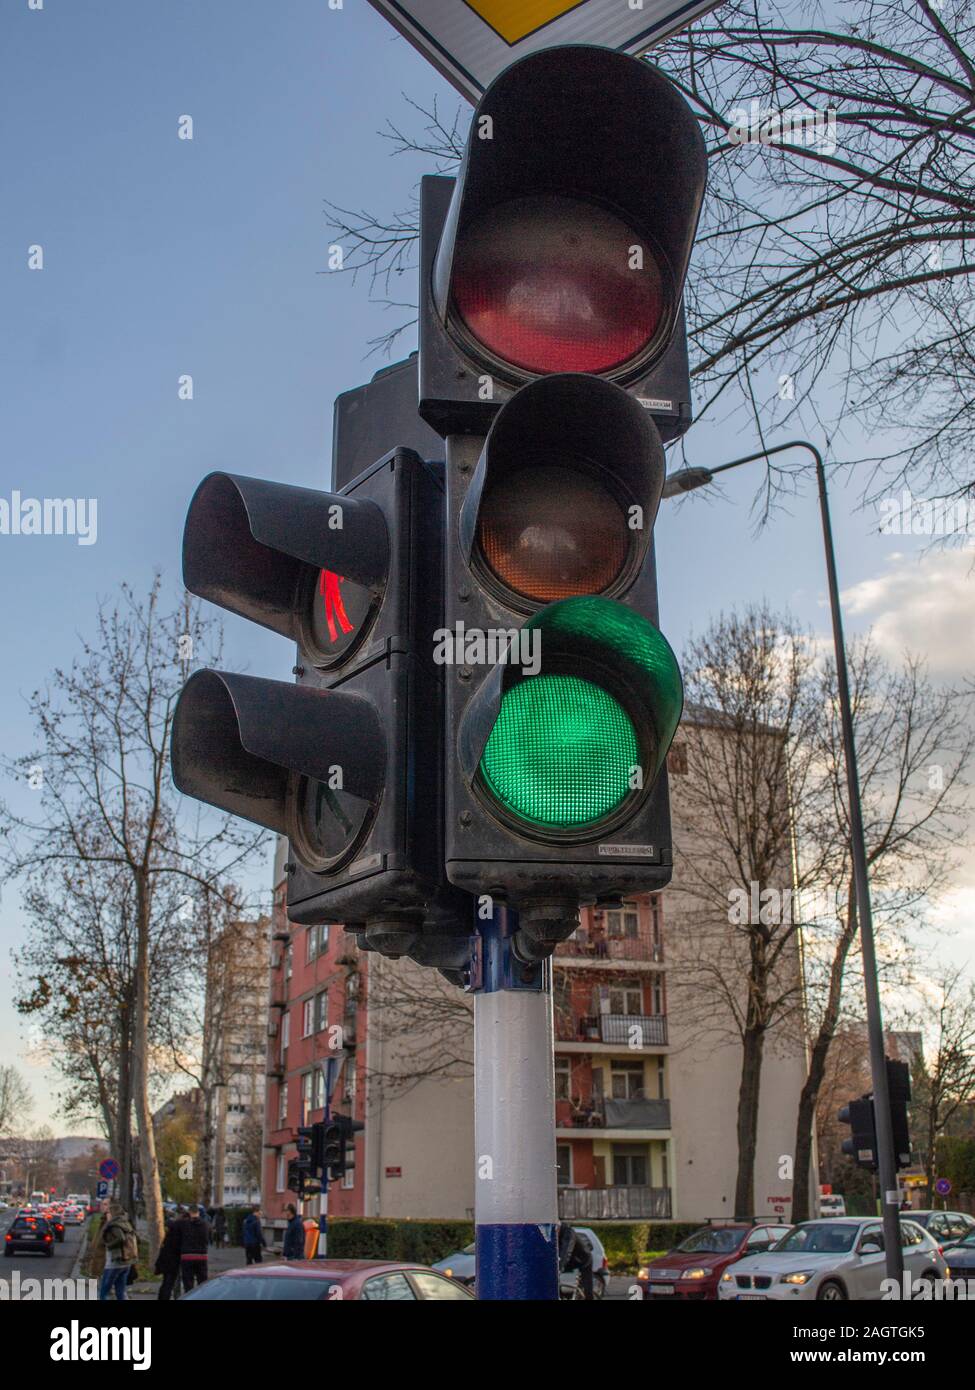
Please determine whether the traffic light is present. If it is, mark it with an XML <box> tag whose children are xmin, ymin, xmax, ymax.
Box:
<box><xmin>418</xmin><ymin>45</ymin><xmax>703</xmax><ymax>961</ymax></box>
<box><xmin>326</xmin><ymin>1113</ymin><xmax>364</xmax><ymax>1182</ymax></box>
<box><xmin>887</xmin><ymin>1058</ymin><xmax>912</xmax><ymax>1169</ymax></box>
<box><xmin>838</xmin><ymin>1096</ymin><xmax>877</xmax><ymax>1173</ymax></box>
<box><xmin>320</xmin><ymin>1119</ymin><xmax>343</xmax><ymax>1176</ymax></box>
<box><xmin>418</xmin><ymin>44</ymin><xmax>706</xmax><ymax>437</ymax></box>
<box><xmin>286</xmin><ymin>1159</ymin><xmax>305</xmax><ymax>1196</ymax></box>
<box><xmin>295</xmin><ymin>1125</ymin><xmax>317</xmax><ymax>1178</ymax></box>
<box><xmin>171</xmin><ymin>452</ymin><xmax>469</xmax><ymax>969</ymax></box>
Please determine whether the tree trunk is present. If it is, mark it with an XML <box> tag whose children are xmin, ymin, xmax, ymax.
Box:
<box><xmin>132</xmin><ymin>875</ymin><xmax>163</xmax><ymax>1260</ymax></box>
<box><xmin>735</xmin><ymin>1026</ymin><xmax>765</xmax><ymax>1218</ymax></box>
<box><xmin>117</xmin><ymin>1002</ymin><xmax>133</xmax><ymax>1210</ymax></box>
<box><xmin>792</xmin><ymin>891</ymin><xmax>858</xmax><ymax>1222</ymax></box>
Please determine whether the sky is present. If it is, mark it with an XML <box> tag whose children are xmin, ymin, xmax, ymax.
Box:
<box><xmin>1</xmin><ymin>0</ymin><xmax>971</xmax><ymax>1131</ymax></box>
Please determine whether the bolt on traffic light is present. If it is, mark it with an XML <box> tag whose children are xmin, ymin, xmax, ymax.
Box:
<box><xmin>418</xmin><ymin>45</ymin><xmax>703</xmax><ymax>961</ymax></box>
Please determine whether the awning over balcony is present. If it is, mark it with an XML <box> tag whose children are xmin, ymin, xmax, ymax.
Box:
<box><xmin>603</xmin><ymin>1098</ymin><xmax>671</xmax><ymax>1129</ymax></box>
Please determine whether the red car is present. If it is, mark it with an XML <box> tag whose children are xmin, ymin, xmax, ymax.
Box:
<box><xmin>180</xmin><ymin>1259</ymin><xmax>476</xmax><ymax>1302</ymax></box>
<box><xmin>638</xmin><ymin>1222</ymin><xmax>793</xmax><ymax>1300</ymax></box>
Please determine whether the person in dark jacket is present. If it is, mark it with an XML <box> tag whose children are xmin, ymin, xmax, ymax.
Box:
<box><xmin>154</xmin><ymin>1217</ymin><xmax>182</xmax><ymax>1301</ymax></box>
<box><xmin>242</xmin><ymin>1207</ymin><xmax>266</xmax><ymax>1265</ymax></box>
<box><xmin>282</xmin><ymin>1204</ymin><xmax>304</xmax><ymax>1260</ymax></box>
<box><xmin>173</xmin><ymin>1203</ymin><xmax>210</xmax><ymax>1291</ymax></box>
<box><xmin>558</xmin><ymin>1223</ymin><xmax>594</xmax><ymax>1300</ymax></box>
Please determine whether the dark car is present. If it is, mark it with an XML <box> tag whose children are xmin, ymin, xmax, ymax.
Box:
<box><xmin>638</xmin><ymin>1222</ymin><xmax>793</xmax><ymax>1300</ymax></box>
<box><xmin>906</xmin><ymin>1210</ymin><xmax>975</xmax><ymax>1248</ymax></box>
<box><xmin>943</xmin><ymin>1228</ymin><xmax>975</xmax><ymax>1288</ymax></box>
<box><xmin>4</xmin><ymin>1215</ymin><xmax>55</xmax><ymax>1258</ymax></box>
<box><xmin>181</xmin><ymin>1259</ymin><xmax>476</xmax><ymax>1301</ymax></box>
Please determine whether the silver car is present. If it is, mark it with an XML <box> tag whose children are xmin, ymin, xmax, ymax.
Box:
<box><xmin>717</xmin><ymin>1218</ymin><xmax>947</xmax><ymax>1301</ymax></box>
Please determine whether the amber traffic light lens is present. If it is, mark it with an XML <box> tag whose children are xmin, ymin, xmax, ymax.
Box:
<box><xmin>477</xmin><ymin>464</ymin><xmax>628</xmax><ymax>603</ymax></box>
<box><xmin>451</xmin><ymin>194</ymin><xmax>666</xmax><ymax>375</ymax></box>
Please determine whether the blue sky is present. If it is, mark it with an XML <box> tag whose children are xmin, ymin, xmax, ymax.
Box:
<box><xmin>2</xmin><ymin>0</ymin><xmax>971</xmax><ymax>1130</ymax></box>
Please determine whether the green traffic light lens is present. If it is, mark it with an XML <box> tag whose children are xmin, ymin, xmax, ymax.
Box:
<box><xmin>479</xmin><ymin>674</ymin><xmax>639</xmax><ymax>828</ymax></box>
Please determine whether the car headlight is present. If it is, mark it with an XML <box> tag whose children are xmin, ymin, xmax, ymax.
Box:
<box><xmin>781</xmin><ymin>1271</ymin><xmax>814</xmax><ymax>1285</ymax></box>
<box><xmin>443</xmin><ymin>1268</ymin><xmax>453</xmax><ymax>1278</ymax></box>
<box><xmin>680</xmin><ymin>1267</ymin><xmax>713</xmax><ymax>1280</ymax></box>
<box><xmin>637</xmin><ymin>1267</ymin><xmax>649</xmax><ymax>1280</ymax></box>
<box><xmin>721</xmin><ymin>1271</ymin><xmax>735</xmax><ymax>1283</ymax></box>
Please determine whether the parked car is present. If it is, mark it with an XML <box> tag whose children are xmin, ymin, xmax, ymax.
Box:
<box><xmin>181</xmin><ymin>1260</ymin><xmax>476</xmax><ymax>1301</ymax></box>
<box><xmin>639</xmin><ymin>1222</ymin><xmax>793</xmax><ymax>1300</ymax></box>
<box><xmin>432</xmin><ymin>1227</ymin><xmax>609</xmax><ymax>1298</ymax></box>
<box><xmin>4</xmin><ymin>1215</ymin><xmax>55</xmax><ymax>1258</ymax></box>
<box><xmin>818</xmin><ymin>1194</ymin><xmax>847</xmax><ymax>1218</ymax></box>
<box><xmin>906</xmin><ymin>1210</ymin><xmax>975</xmax><ymax>1248</ymax></box>
<box><xmin>943</xmin><ymin>1228</ymin><xmax>975</xmax><ymax>1287</ymax></box>
<box><xmin>717</xmin><ymin>1218</ymin><xmax>946</xmax><ymax>1301</ymax></box>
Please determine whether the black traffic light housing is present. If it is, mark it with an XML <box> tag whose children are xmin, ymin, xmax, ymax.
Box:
<box><xmin>418</xmin><ymin>45</ymin><xmax>706</xmax><ymax>438</ymax></box>
<box><xmin>838</xmin><ymin>1058</ymin><xmax>913</xmax><ymax>1174</ymax></box>
<box><xmin>327</xmin><ymin>1113</ymin><xmax>365</xmax><ymax>1182</ymax></box>
<box><xmin>172</xmin><ymin>449</ymin><xmax>471</xmax><ymax>968</ymax></box>
<box><xmin>838</xmin><ymin>1097</ymin><xmax>878</xmax><ymax>1173</ymax></box>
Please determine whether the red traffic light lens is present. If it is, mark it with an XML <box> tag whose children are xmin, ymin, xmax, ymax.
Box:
<box><xmin>451</xmin><ymin>195</ymin><xmax>665</xmax><ymax>375</ymax></box>
<box><xmin>478</xmin><ymin>464</ymin><xmax>628</xmax><ymax>603</ymax></box>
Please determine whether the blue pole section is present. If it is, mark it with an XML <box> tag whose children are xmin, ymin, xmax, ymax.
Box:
<box><xmin>472</xmin><ymin>903</ymin><xmax>559</xmax><ymax>1300</ymax></box>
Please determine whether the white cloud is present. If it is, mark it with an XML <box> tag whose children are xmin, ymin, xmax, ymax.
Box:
<box><xmin>839</xmin><ymin>549</ymin><xmax>975</xmax><ymax>680</ymax></box>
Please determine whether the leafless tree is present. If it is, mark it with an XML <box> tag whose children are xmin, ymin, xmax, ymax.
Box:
<box><xmin>908</xmin><ymin>967</ymin><xmax>975</xmax><ymax>1190</ymax></box>
<box><xmin>0</xmin><ymin>577</ymin><xmax>266</xmax><ymax>1259</ymax></box>
<box><xmin>0</xmin><ymin>1065</ymin><xmax>33</xmax><ymax>1136</ymax></box>
<box><xmin>791</xmin><ymin>645</ymin><xmax>972</xmax><ymax>1217</ymax></box>
<box><xmin>364</xmin><ymin>953</ymin><xmax>473</xmax><ymax>1100</ymax></box>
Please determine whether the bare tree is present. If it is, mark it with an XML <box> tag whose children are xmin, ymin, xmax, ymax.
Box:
<box><xmin>791</xmin><ymin>645</ymin><xmax>973</xmax><ymax>1217</ymax></box>
<box><xmin>909</xmin><ymin>967</ymin><xmax>975</xmax><ymax>1191</ymax></box>
<box><xmin>0</xmin><ymin>577</ymin><xmax>266</xmax><ymax>1258</ymax></box>
<box><xmin>0</xmin><ymin>1065</ymin><xmax>33</xmax><ymax>1136</ymax></box>
<box><xmin>364</xmin><ymin>954</ymin><xmax>473</xmax><ymax>1099</ymax></box>
<box><xmin>668</xmin><ymin>604</ymin><xmax>827</xmax><ymax>1217</ymax></box>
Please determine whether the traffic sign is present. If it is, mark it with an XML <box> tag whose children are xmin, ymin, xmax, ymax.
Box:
<box><xmin>99</xmin><ymin>1158</ymin><xmax>119</xmax><ymax>1180</ymax></box>
<box><xmin>367</xmin><ymin>0</ymin><xmax>727</xmax><ymax>102</ymax></box>
<box><xmin>935</xmin><ymin>1177</ymin><xmax>952</xmax><ymax>1196</ymax></box>
<box><xmin>96</xmin><ymin>1180</ymin><xmax>109</xmax><ymax>1199</ymax></box>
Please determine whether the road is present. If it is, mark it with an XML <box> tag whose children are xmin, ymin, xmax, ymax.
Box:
<box><xmin>0</xmin><ymin>1208</ymin><xmax>88</xmax><ymax>1288</ymax></box>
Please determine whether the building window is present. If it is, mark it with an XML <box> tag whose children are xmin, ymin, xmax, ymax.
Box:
<box><xmin>342</xmin><ymin>1164</ymin><xmax>354</xmax><ymax>1191</ymax></box>
<box><xmin>314</xmin><ymin>990</ymin><xmax>328</xmax><ymax>1033</ymax></box>
<box><xmin>285</xmin><ymin>944</ymin><xmax>293</xmax><ymax>980</ymax></box>
<box><xmin>650</xmin><ymin>896</ymin><xmax>663</xmax><ymax>960</ymax></box>
<box><xmin>556</xmin><ymin>1144</ymin><xmax>573</xmax><ymax>1187</ymax></box>
<box><xmin>650</xmin><ymin>974</ymin><xmax>664</xmax><ymax>1015</ymax></box>
<box><xmin>610</xmin><ymin>1060</ymin><xmax>644</xmax><ymax>1100</ymax></box>
<box><xmin>281</xmin><ymin>1010</ymin><xmax>290</xmax><ymax>1052</ymax></box>
<box><xmin>302</xmin><ymin>999</ymin><xmax>314</xmax><ymax>1038</ymax></box>
<box><xmin>306</xmin><ymin>923</ymin><xmax>331</xmax><ymax>962</ymax></box>
<box><xmin>275</xmin><ymin>1154</ymin><xmax>285</xmax><ymax>1192</ymax></box>
<box><xmin>301</xmin><ymin>1072</ymin><xmax>313</xmax><ymax>1113</ymax></box>
<box><xmin>607</xmin><ymin>980</ymin><xmax>643</xmax><ymax>1016</ymax></box>
<box><xmin>612</xmin><ymin>1145</ymin><xmax>648</xmax><ymax>1187</ymax></box>
<box><xmin>555</xmin><ymin>1057</ymin><xmax>571</xmax><ymax>1101</ymax></box>
<box><xmin>656</xmin><ymin>1056</ymin><xmax>666</xmax><ymax>1100</ymax></box>
<box><xmin>278</xmin><ymin>1083</ymin><xmax>288</xmax><ymax>1127</ymax></box>
<box><xmin>606</xmin><ymin>904</ymin><xmax>639</xmax><ymax>939</ymax></box>
<box><xmin>667</xmin><ymin>742</ymin><xmax>687</xmax><ymax>774</ymax></box>
<box><xmin>312</xmin><ymin>1068</ymin><xmax>324</xmax><ymax>1111</ymax></box>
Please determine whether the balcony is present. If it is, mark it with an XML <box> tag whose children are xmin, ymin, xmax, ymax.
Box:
<box><xmin>556</xmin><ymin>1013</ymin><xmax>668</xmax><ymax>1047</ymax></box>
<box><xmin>555</xmin><ymin>930</ymin><xmax>664</xmax><ymax>964</ymax></box>
<box><xmin>558</xmin><ymin>1186</ymin><xmax>672</xmax><ymax>1221</ymax></box>
<box><xmin>558</xmin><ymin>1098</ymin><xmax>671</xmax><ymax>1130</ymax></box>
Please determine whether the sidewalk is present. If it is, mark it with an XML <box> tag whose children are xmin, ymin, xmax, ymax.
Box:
<box><xmin>127</xmin><ymin>1240</ymin><xmax>250</xmax><ymax>1301</ymax></box>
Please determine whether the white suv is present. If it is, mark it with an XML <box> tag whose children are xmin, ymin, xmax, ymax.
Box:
<box><xmin>718</xmin><ymin>1218</ymin><xmax>946</xmax><ymax>1300</ymax></box>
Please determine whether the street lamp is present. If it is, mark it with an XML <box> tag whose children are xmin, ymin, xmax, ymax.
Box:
<box><xmin>665</xmin><ymin>440</ymin><xmax>905</xmax><ymax>1285</ymax></box>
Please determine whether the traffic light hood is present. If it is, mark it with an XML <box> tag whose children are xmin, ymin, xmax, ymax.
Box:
<box><xmin>457</xmin><ymin>595</ymin><xmax>683</xmax><ymax>839</ymax></box>
<box><xmin>182</xmin><ymin>471</ymin><xmax>388</xmax><ymax>656</ymax></box>
<box><xmin>432</xmin><ymin>44</ymin><xmax>707</xmax><ymax>384</ymax></box>
<box><xmin>459</xmin><ymin>374</ymin><xmax>665</xmax><ymax>611</ymax></box>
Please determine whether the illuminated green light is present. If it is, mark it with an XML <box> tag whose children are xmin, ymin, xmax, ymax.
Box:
<box><xmin>479</xmin><ymin>674</ymin><xmax>638</xmax><ymax>827</ymax></box>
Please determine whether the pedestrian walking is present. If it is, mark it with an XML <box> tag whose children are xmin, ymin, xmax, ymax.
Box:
<box><xmin>98</xmin><ymin>1202</ymin><xmax>138</xmax><ymax>1301</ymax></box>
<box><xmin>213</xmin><ymin>1206</ymin><xmax>227</xmax><ymax>1246</ymax></box>
<box><xmin>154</xmin><ymin>1216</ymin><xmax>182</xmax><ymax>1301</ymax></box>
<box><xmin>173</xmin><ymin>1203</ymin><xmax>210</xmax><ymax>1292</ymax></box>
<box><xmin>242</xmin><ymin>1206</ymin><xmax>266</xmax><ymax>1265</ymax></box>
<box><xmin>282</xmin><ymin>1203</ymin><xmax>305</xmax><ymax>1260</ymax></box>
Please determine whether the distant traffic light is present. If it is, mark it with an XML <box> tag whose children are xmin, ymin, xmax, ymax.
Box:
<box><xmin>327</xmin><ymin>1113</ymin><xmax>364</xmax><ymax>1182</ymax></box>
<box><xmin>839</xmin><ymin>1058</ymin><xmax>913</xmax><ymax>1174</ymax></box>
<box><xmin>295</xmin><ymin>1125</ymin><xmax>317</xmax><ymax>1178</ymax></box>
<box><xmin>171</xmin><ymin>453</ymin><xmax>469</xmax><ymax>970</ymax></box>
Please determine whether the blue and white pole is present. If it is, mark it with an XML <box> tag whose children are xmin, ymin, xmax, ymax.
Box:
<box><xmin>473</xmin><ymin>903</ymin><xmax>559</xmax><ymax>1300</ymax></box>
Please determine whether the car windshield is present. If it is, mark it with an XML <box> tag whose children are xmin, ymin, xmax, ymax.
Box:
<box><xmin>676</xmin><ymin>1228</ymin><xmax>743</xmax><ymax>1254</ymax></box>
<box><xmin>774</xmin><ymin>1224</ymin><xmax>858</xmax><ymax>1254</ymax></box>
<box><xmin>184</xmin><ymin>1276</ymin><xmax>340</xmax><ymax>1301</ymax></box>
